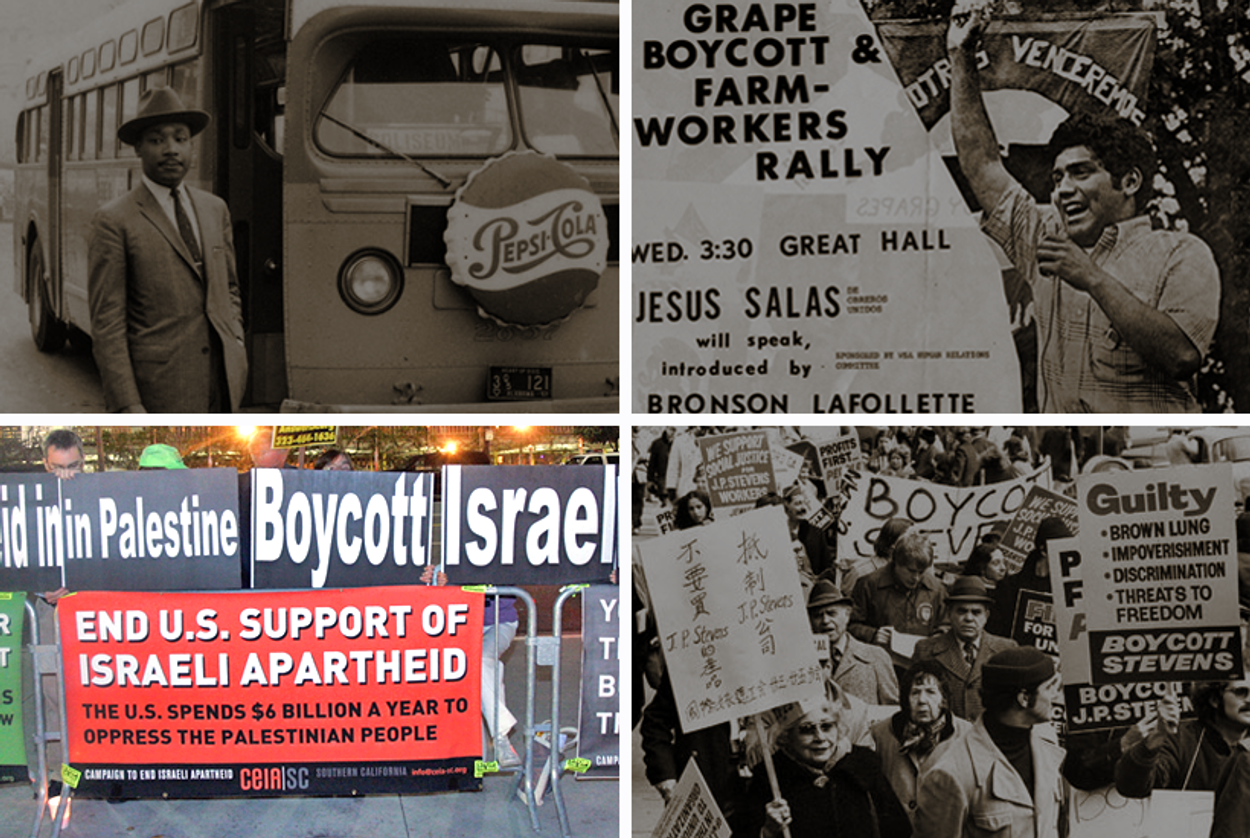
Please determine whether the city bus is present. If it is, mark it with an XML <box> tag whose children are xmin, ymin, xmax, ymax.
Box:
<box><xmin>13</xmin><ymin>0</ymin><xmax>619</xmax><ymax>411</ymax></box>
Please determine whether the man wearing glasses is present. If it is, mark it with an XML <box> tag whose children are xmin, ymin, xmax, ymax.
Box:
<box><xmin>39</xmin><ymin>429</ymin><xmax>84</xmax><ymax>606</ymax></box>
<box><xmin>42</xmin><ymin>429</ymin><xmax>85</xmax><ymax>479</ymax></box>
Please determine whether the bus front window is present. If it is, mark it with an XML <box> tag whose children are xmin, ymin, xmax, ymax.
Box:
<box><xmin>517</xmin><ymin>44</ymin><xmax>618</xmax><ymax>157</ymax></box>
<box><xmin>316</xmin><ymin>38</ymin><xmax>509</xmax><ymax>158</ymax></box>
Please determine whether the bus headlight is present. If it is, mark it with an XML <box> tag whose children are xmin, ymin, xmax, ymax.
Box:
<box><xmin>338</xmin><ymin>249</ymin><xmax>403</xmax><ymax>314</ymax></box>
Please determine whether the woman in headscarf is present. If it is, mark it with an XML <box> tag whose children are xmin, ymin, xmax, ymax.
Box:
<box><xmin>870</xmin><ymin>658</ymin><xmax>972</xmax><ymax>825</ymax></box>
<box><xmin>733</xmin><ymin>699</ymin><xmax>910</xmax><ymax>838</ymax></box>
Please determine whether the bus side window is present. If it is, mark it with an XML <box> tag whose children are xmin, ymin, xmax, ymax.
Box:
<box><xmin>36</xmin><ymin>105</ymin><xmax>47</xmax><ymax>163</ymax></box>
<box><xmin>100</xmin><ymin>84</ymin><xmax>118</xmax><ymax>160</ymax></box>
<box><xmin>16</xmin><ymin>111</ymin><xmax>26</xmax><ymax>164</ymax></box>
<box><xmin>119</xmin><ymin>77</ymin><xmax>140</xmax><ymax>156</ymax></box>
<box><xmin>66</xmin><ymin>94</ymin><xmax>78</xmax><ymax>161</ymax></box>
<box><xmin>83</xmin><ymin>89</ymin><xmax>98</xmax><ymax>161</ymax></box>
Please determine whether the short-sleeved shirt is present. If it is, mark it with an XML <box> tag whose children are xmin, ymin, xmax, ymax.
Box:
<box><xmin>981</xmin><ymin>182</ymin><xmax>1220</xmax><ymax>413</ymax></box>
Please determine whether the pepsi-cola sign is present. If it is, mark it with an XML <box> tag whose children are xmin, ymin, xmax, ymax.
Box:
<box><xmin>444</xmin><ymin>151</ymin><xmax>609</xmax><ymax>326</ymax></box>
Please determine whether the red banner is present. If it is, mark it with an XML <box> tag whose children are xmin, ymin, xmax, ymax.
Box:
<box><xmin>59</xmin><ymin>586</ymin><xmax>482</xmax><ymax>797</ymax></box>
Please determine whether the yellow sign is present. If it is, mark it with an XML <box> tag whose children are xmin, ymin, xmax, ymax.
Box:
<box><xmin>271</xmin><ymin>426</ymin><xmax>337</xmax><ymax>449</ymax></box>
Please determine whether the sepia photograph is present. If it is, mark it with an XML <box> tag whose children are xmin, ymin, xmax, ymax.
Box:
<box><xmin>1</xmin><ymin>0</ymin><xmax>619</xmax><ymax>413</ymax></box>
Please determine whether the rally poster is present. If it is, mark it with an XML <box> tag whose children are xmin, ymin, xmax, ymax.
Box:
<box><xmin>1076</xmin><ymin>464</ymin><xmax>1242</xmax><ymax>685</ymax></box>
<box><xmin>1048</xmin><ymin>534</ymin><xmax>1196</xmax><ymax>734</ymax></box>
<box><xmin>58</xmin><ymin>586</ymin><xmax>482</xmax><ymax>798</ymax></box>
<box><xmin>576</xmin><ymin>583</ymin><xmax>620</xmax><ymax>778</ymax></box>
<box><xmin>999</xmin><ymin>485</ymin><xmax>1078</xmax><ymax>574</ymax></box>
<box><xmin>0</xmin><ymin>473</ymin><xmax>67</xmax><ymax>594</ymax></box>
<box><xmin>441</xmin><ymin>465</ymin><xmax>617</xmax><ymax>586</ymax></box>
<box><xmin>838</xmin><ymin>457</ymin><xmax>1050</xmax><ymax>564</ymax></box>
<box><xmin>0</xmin><ymin>593</ymin><xmax>26</xmax><ymax>783</ymax></box>
<box><xmin>637</xmin><ymin>505</ymin><xmax>824</xmax><ymax>732</ymax></box>
<box><xmin>634</xmin><ymin>0</ymin><xmax>1249</xmax><ymax>415</ymax></box>
<box><xmin>651</xmin><ymin>759</ymin><xmax>732</xmax><ymax>838</ymax></box>
<box><xmin>697</xmin><ymin>430</ymin><xmax>775</xmax><ymax>513</ymax></box>
<box><xmin>249</xmin><ymin>470</ymin><xmax>436</xmax><ymax>589</ymax></box>
<box><xmin>59</xmin><ymin>469</ymin><xmax>245</xmax><ymax>592</ymax></box>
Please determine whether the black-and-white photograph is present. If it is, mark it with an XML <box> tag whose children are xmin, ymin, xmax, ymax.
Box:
<box><xmin>631</xmin><ymin>425</ymin><xmax>1250</xmax><ymax>838</ymax></box>
<box><xmin>633</xmin><ymin>0</ymin><xmax>1250</xmax><ymax>414</ymax></box>
<box><xmin>1</xmin><ymin>0</ymin><xmax>619</xmax><ymax>413</ymax></box>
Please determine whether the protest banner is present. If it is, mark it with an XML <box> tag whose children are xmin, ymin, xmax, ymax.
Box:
<box><xmin>876</xmin><ymin>14</ymin><xmax>1157</xmax><ymax>132</ymax></box>
<box><xmin>61</xmin><ymin>470</ymin><xmax>244</xmax><ymax>592</ymax></box>
<box><xmin>58</xmin><ymin>585</ymin><xmax>482</xmax><ymax>798</ymax></box>
<box><xmin>271</xmin><ymin>427</ymin><xmax>337</xmax><ymax>449</ymax></box>
<box><xmin>638</xmin><ymin>506</ymin><xmax>824</xmax><ymax>732</ymax></box>
<box><xmin>839</xmin><ymin>459</ymin><xmax>1050</xmax><ymax>562</ymax></box>
<box><xmin>0</xmin><ymin>593</ymin><xmax>26</xmax><ymax>783</ymax></box>
<box><xmin>999</xmin><ymin>485</ymin><xmax>1079</xmax><ymax>574</ymax></box>
<box><xmin>1076</xmin><ymin>465</ymin><xmax>1242</xmax><ymax>684</ymax></box>
<box><xmin>815</xmin><ymin>431</ymin><xmax>861</xmax><ymax>500</ymax></box>
<box><xmin>250</xmin><ymin>470</ymin><xmax>436</xmax><ymax>589</ymax></box>
<box><xmin>576</xmin><ymin>583</ymin><xmax>620</xmax><ymax>778</ymax></box>
<box><xmin>651</xmin><ymin>759</ymin><xmax>732</xmax><ymax>838</ymax></box>
<box><xmin>1069</xmin><ymin>787</ymin><xmax>1212</xmax><ymax>838</ymax></box>
<box><xmin>1049</xmin><ymin>534</ymin><xmax>1195</xmax><ymax>733</ymax></box>
<box><xmin>442</xmin><ymin>466</ymin><xmax>617</xmax><ymax>586</ymax></box>
<box><xmin>698</xmin><ymin>430</ymin><xmax>774</xmax><ymax>512</ymax></box>
<box><xmin>656</xmin><ymin>507</ymin><xmax>678</xmax><ymax>535</ymax></box>
<box><xmin>0</xmin><ymin>473</ymin><xmax>67</xmax><ymax>593</ymax></box>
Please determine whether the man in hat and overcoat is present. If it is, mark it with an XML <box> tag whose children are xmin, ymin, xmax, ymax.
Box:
<box><xmin>914</xmin><ymin>647</ymin><xmax>1068</xmax><ymax>838</ymax></box>
<box><xmin>808</xmin><ymin>578</ymin><xmax>899</xmax><ymax>708</ymax></box>
<box><xmin>913</xmin><ymin>576</ymin><xmax>1017</xmax><ymax>721</ymax></box>
<box><xmin>88</xmin><ymin>87</ymin><xmax>247</xmax><ymax>413</ymax></box>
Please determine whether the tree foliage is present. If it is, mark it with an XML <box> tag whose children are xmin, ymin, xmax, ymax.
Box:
<box><xmin>1142</xmin><ymin>0</ymin><xmax>1250</xmax><ymax>411</ymax></box>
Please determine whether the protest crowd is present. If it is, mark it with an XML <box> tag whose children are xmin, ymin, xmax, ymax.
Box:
<box><xmin>633</xmin><ymin>425</ymin><xmax>1250</xmax><ymax>838</ymax></box>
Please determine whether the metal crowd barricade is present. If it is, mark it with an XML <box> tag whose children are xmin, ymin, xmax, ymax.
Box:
<box><xmin>485</xmin><ymin>585</ymin><xmax>542</xmax><ymax>832</ymax></box>
<box><xmin>547</xmin><ymin>583</ymin><xmax>586</xmax><ymax>838</ymax></box>
<box><xmin>24</xmin><ymin>597</ymin><xmax>71</xmax><ymax>838</ymax></box>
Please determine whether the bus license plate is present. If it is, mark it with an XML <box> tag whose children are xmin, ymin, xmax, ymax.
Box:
<box><xmin>488</xmin><ymin>367</ymin><xmax>552</xmax><ymax>401</ymax></box>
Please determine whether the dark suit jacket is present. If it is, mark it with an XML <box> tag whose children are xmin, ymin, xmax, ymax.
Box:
<box><xmin>913</xmin><ymin>629</ymin><xmax>1016</xmax><ymax>722</ymax></box>
<box><xmin>88</xmin><ymin>182</ymin><xmax>247</xmax><ymax>412</ymax></box>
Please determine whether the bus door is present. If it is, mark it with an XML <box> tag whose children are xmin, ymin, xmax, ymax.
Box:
<box><xmin>46</xmin><ymin>69</ymin><xmax>64</xmax><ymax>319</ymax></box>
<box><xmin>211</xmin><ymin>0</ymin><xmax>287</xmax><ymax>406</ymax></box>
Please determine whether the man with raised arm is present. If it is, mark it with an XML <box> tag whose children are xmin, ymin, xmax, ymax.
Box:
<box><xmin>947</xmin><ymin>1</ymin><xmax>1219</xmax><ymax>412</ymax></box>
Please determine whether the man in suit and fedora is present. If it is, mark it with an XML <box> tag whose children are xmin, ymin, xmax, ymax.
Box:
<box><xmin>88</xmin><ymin>87</ymin><xmax>247</xmax><ymax>413</ymax></box>
<box><xmin>808</xmin><ymin>578</ymin><xmax>899</xmax><ymax>708</ymax></box>
<box><xmin>913</xmin><ymin>576</ymin><xmax>1017</xmax><ymax>722</ymax></box>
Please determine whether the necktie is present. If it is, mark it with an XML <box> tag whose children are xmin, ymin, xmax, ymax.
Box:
<box><xmin>963</xmin><ymin>641</ymin><xmax>977</xmax><ymax>669</ymax></box>
<box><xmin>171</xmin><ymin>187</ymin><xmax>202</xmax><ymax>267</ymax></box>
<box><xmin>829</xmin><ymin>645</ymin><xmax>843</xmax><ymax>675</ymax></box>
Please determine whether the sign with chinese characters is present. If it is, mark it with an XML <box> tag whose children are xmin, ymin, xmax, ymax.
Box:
<box><xmin>638</xmin><ymin>506</ymin><xmax>823</xmax><ymax>732</ymax></box>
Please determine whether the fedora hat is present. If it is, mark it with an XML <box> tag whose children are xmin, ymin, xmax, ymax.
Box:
<box><xmin>945</xmin><ymin>575</ymin><xmax>995</xmax><ymax>605</ymax></box>
<box><xmin>807</xmin><ymin>578</ymin><xmax>852</xmax><ymax>610</ymax></box>
<box><xmin>118</xmin><ymin>87</ymin><xmax>210</xmax><ymax>146</ymax></box>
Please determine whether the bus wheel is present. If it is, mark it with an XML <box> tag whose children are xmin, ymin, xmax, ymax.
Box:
<box><xmin>28</xmin><ymin>241</ymin><xmax>67</xmax><ymax>353</ymax></box>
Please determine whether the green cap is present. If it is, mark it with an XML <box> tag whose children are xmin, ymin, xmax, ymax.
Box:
<box><xmin>139</xmin><ymin>444</ymin><xmax>187</xmax><ymax>470</ymax></box>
